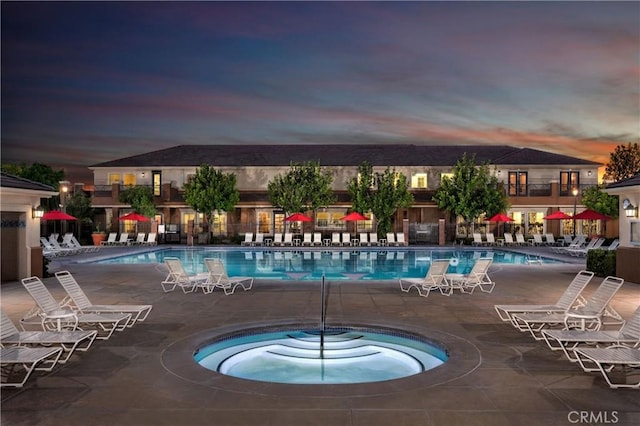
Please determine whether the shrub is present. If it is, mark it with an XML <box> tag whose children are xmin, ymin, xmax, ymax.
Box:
<box><xmin>586</xmin><ymin>249</ymin><xmax>616</xmax><ymax>277</ymax></box>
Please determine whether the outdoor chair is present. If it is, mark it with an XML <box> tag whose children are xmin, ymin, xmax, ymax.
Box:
<box><xmin>0</xmin><ymin>346</ymin><xmax>63</xmax><ymax>388</ymax></box>
<box><xmin>399</xmin><ymin>259</ymin><xmax>452</xmax><ymax>297</ymax></box>
<box><xmin>55</xmin><ymin>270</ymin><xmax>152</xmax><ymax>327</ymax></box>
<box><xmin>161</xmin><ymin>257</ymin><xmax>208</xmax><ymax>293</ymax></box>
<box><xmin>503</xmin><ymin>233</ymin><xmax>516</xmax><ymax>246</ymax></box>
<box><xmin>1</xmin><ymin>308</ymin><xmax>97</xmax><ymax>364</ymax></box>
<box><xmin>573</xmin><ymin>346</ymin><xmax>640</xmax><ymax>389</ymax></box>
<box><xmin>200</xmin><ymin>258</ymin><xmax>254</xmax><ymax>295</ymax></box>
<box><xmin>494</xmin><ymin>270</ymin><xmax>595</xmax><ymax>327</ymax></box>
<box><xmin>20</xmin><ymin>276</ymin><xmax>131</xmax><ymax>340</ymax></box>
<box><xmin>312</xmin><ymin>232</ymin><xmax>323</xmax><ymax>246</ymax></box>
<box><xmin>541</xmin><ymin>305</ymin><xmax>640</xmax><ymax>363</ymax></box>
<box><xmin>342</xmin><ymin>232</ymin><xmax>351</xmax><ymax>246</ymax></box>
<box><xmin>253</xmin><ymin>233</ymin><xmax>264</xmax><ymax>246</ymax></box>
<box><xmin>101</xmin><ymin>232</ymin><xmax>118</xmax><ymax>246</ymax></box>
<box><xmin>511</xmin><ymin>276</ymin><xmax>625</xmax><ymax>340</ymax></box>
<box><xmin>446</xmin><ymin>258</ymin><xmax>495</xmax><ymax>294</ymax></box>
<box><xmin>396</xmin><ymin>233</ymin><xmax>407</xmax><ymax>246</ymax></box>
<box><xmin>143</xmin><ymin>232</ymin><xmax>157</xmax><ymax>245</ymax></box>
<box><xmin>241</xmin><ymin>233</ymin><xmax>253</xmax><ymax>246</ymax></box>
<box><xmin>472</xmin><ymin>233</ymin><xmax>484</xmax><ymax>246</ymax></box>
<box><xmin>283</xmin><ymin>233</ymin><xmax>294</xmax><ymax>246</ymax></box>
<box><xmin>386</xmin><ymin>233</ymin><xmax>397</xmax><ymax>246</ymax></box>
<box><xmin>359</xmin><ymin>233</ymin><xmax>369</xmax><ymax>246</ymax></box>
<box><xmin>515</xmin><ymin>233</ymin><xmax>527</xmax><ymax>245</ymax></box>
<box><xmin>302</xmin><ymin>233</ymin><xmax>313</xmax><ymax>246</ymax></box>
<box><xmin>114</xmin><ymin>233</ymin><xmax>130</xmax><ymax>246</ymax></box>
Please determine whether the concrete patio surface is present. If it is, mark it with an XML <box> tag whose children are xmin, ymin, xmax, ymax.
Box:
<box><xmin>1</xmin><ymin>246</ymin><xmax>639</xmax><ymax>425</ymax></box>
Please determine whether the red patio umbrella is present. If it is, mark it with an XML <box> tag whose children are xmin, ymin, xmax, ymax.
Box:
<box><xmin>572</xmin><ymin>209</ymin><xmax>611</xmax><ymax>221</ymax></box>
<box><xmin>42</xmin><ymin>210</ymin><xmax>77</xmax><ymax>221</ymax></box>
<box><xmin>544</xmin><ymin>211</ymin><xmax>572</xmax><ymax>220</ymax></box>
<box><xmin>118</xmin><ymin>212</ymin><xmax>150</xmax><ymax>222</ymax></box>
<box><xmin>487</xmin><ymin>213</ymin><xmax>513</xmax><ymax>223</ymax></box>
<box><xmin>341</xmin><ymin>211</ymin><xmax>370</xmax><ymax>236</ymax></box>
<box><xmin>284</xmin><ymin>213</ymin><xmax>313</xmax><ymax>222</ymax></box>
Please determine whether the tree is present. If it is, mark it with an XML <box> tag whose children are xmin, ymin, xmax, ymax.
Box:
<box><xmin>183</xmin><ymin>164</ymin><xmax>240</xmax><ymax>227</ymax></box>
<box><xmin>1</xmin><ymin>162</ymin><xmax>65</xmax><ymax>210</ymax></box>
<box><xmin>368</xmin><ymin>167</ymin><xmax>414</xmax><ymax>236</ymax></box>
<box><xmin>581</xmin><ymin>185</ymin><xmax>618</xmax><ymax>218</ymax></box>
<box><xmin>433</xmin><ymin>153</ymin><xmax>509</xmax><ymax>237</ymax></box>
<box><xmin>604</xmin><ymin>143</ymin><xmax>640</xmax><ymax>182</ymax></box>
<box><xmin>118</xmin><ymin>185</ymin><xmax>156</xmax><ymax>218</ymax></box>
<box><xmin>267</xmin><ymin>161</ymin><xmax>335</xmax><ymax>215</ymax></box>
<box><xmin>347</xmin><ymin>161</ymin><xmax>374</xmax><ymax>214</ymax></box>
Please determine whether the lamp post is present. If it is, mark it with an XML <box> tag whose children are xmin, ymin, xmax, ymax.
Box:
<box><xmin>59</xmin><ymin>180</ymin><xmax>70</xmax><ymax>235</ymax></box>
<box><xmin>572</xmin><ymin>186</ymin><xmax>579</xmax><ymax>237</ymax></box>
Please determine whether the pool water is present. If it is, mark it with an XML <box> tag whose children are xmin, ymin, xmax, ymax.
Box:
<box><xmin>95</xmin><ymin>247</ymin><xmax>559</xmax><ymax>280</ymax></box>
<box><xmin>195</xmin><ymin>327</ymin><xmax>448</xmax><ymax>384</ymax></box>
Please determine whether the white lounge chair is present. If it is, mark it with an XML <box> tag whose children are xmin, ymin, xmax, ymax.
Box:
<box><xmin>101</xmin><ymin>232</ymin><xmax>118</xmax><ymax>246</ymax></box>
<box><xmin>62</xmin><ymin>233</ymin><xmax>99</xmax><ymax>253</ymax></box>
<box><xmin>396</xmin><ymin>233</ymin><xmax>407</xmax><ymax>246</ymax></box>
<box><xmin>531</xmin><ymin>234</ymin><xmax>545</xmax><ymax>246</ymax></box>
<box><xmin>143</xmin><ymin>232</ymin><xmax>157</xmax><ymax>246</ymax></box>
<box><xmin>20</xmin><ymin>276</ymin><xmax>131</xmax><ymax>340</ymax></box>
<box><xmin>604</xmin><ymin>239</ymin><xmax>620</xmax><ymax>251</ymax></box>
<box><xmin>302</xmin><ymin>233</ymin><xmax>313</xmax><ymax>246</ymax></box>
<box><xmin>369</xmin><ymin>233</ymin><xmax>381</xmax><ymax>246</ymax></box>
<box><xmin>45</xmin><ymin>237</ymin><xmax>79</xmax><ymax>256</ymax></box>
<box><xmin>114</xmin><ymin>233</ymin><xmax>130</xmax><ymax>246</ymax></box>
<box><xmin>283</xmin><ymin>233</ymin><xmax>294</xmax><ymax>246</ymax></box>
<box><xmin>567</xmin><ymin>238</ymin><xmax>605</xmax><ymax>257</ymax></box>
<box><xmin>515</xmin><ymin>233</ymin><xmax>527</xmax><ymax>246</ymax></box>
<box><xmin>485</xmin><ymin>234</ymin><xmax>496</xmax><ymax>246</ymax></box>
<box><xmin>312</xmin><ymin>232</ymin><xmax>323</xmax><ymax>246</ymax></box>
<box><xmin>494</xmin><ymin>270</ymin><xmax>594</xmax><ymax>327</ymax></box>
<box><xmin>511</xmin><ymin>276</ymin><xmax>625</xmax><ymax>340</ymax></box>
<box><xmin>133</xmin><ymin>233</ymin><xmax>146</xmax><ymax>245</ymax></box>
<box><xmin>253</xmin><ymin>233</ymin><xmax>264</xmax><ymax>246</ymax></box>
<box><xmin>40</xmin><ymin>237</ymin><xmax>69</xmax><ymax>258</ymax></box>
<box><xmin>272</xmin><ymin>233</ymin><xmax>283</xmax><ymax>246</ymax></box>
<box><xmin>472</xmin><ymin>233</ymin><xmax>484</xmax><ymax>246</ymax></box>
<box><xmin>452</xmin><ymin>258</ymin><xmax>495</xmax><ymax>294</ymax></box>
<box><xmin>503</xmin><ymin>233</ymin><xmax>516</xmax><ymax>246</ymax></box>
<box><xmin>553</xmin><ymin>235</ymin><xmax>586</xmax><ymax>254</ymax></box>
<box><xmin>331</xmin><ymin>233</ymin><xmax>341</xmax><ymax>246</ymax></box>
<box><xmin>399</xmin><ymin>259</ymin><xmax>451</xmax><ymax>297</ymax></box>
<box><xmin>342</xmin><ymin>232</ymin><xmax>351</xmax><ymax>246</ymax></box>
<box><xmin>0</xmin><ymin>346</ymin><xmax>63</xmax><ymax>388</ymax></box>
<box><xmin>1</xmin><ymin>308</ymin><xmax>97</xmax><ymax>364</ymax></box>
<box><xmin>55</xmin><ymin>270</ymin><xmax>152</xmax><ymax>327</ymax></box>
<box><xmin>541</xmin><ymin>306</ymin><xmax>640</xmax><ymax>363</ymax></box>
<box><xmin>201</xmin><ymin>258</ymin><xmax>254</xmax><ymax>295</ymax></box>
<box><xmin>161</xmin><ymin>257</ymin><xmax>208</xmax><ymax>293</ymax></box>
<box><xmin>359</xmin><ymin>233</ymin><xmax>369</xmax><ymax>246</ymax></box>
<box><xmin>241</xmin><ymin>233</ymin><xmax>253</xmax><ymax>246</ymax></box>
<box><xmin>573</xmin><ymin>346</ymin><xmax>640</xmax><ymax>389</ymax></box>
<box><xmin>386</xmin><ymin>233</ymin><xmax>397</xmax><ymax>246</ymax></box>
<box><xmin>544</xmin><ymin>234</ymin><xmax>560</xmax><ymax>246</ymax></box>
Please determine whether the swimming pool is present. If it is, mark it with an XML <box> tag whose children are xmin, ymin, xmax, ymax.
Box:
<box><xmin>95</xmin><ymin>247</ymin><xmax>560</xmax><ymax>280</ymax></box>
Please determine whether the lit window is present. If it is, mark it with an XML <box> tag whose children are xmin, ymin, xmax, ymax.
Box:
<box><xmin>411</xmin><ymin>173</ymin><xmax>427</xmax><ymax>189</ymax></box>
<box><xmin>108</xmin><ymin>174</ymin><xmax>121</xmax><ymax>185</ymax></box>
<box><xmin>123</xmin><ymin>173</ymin><xmax>136</xmax><ymax>186</ymax></box>
<box><xmin>440</xmin><ymin>173</ymin><xmax>454</xmax><ymax>181</ymax></box>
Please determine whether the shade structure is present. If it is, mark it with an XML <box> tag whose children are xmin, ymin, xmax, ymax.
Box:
<box><xmin>118</xmin><ymin>212</ymin><xmax>150</xmax><ymax>222</ymax></box>
<box><xmin>572</xmin><ymin>209</ymin><xmax>612</xmax><ymax>221</ymax></box>
<box><xmin>487</xmin><ymin>213</ymin><xmax>513</xmax><ymax>223</ymax></box>
<box><xmin>340</xmin><ymin>212</ymin><xmax>370</xmax><ymax>221</ymax></box>
<box><xmin>42</xmin><ymin>210</ymin><xmax>77</xmax><ymax>221</ymax></box>
<box><xmin>544</xmin><ymin>211</ymin><xmax>572</xmax><ymax>220</ymax></box>
<box><xmin>284</xmin><ymin>213</ymin><xmax>313</xmax><ymax>222</ymax></box>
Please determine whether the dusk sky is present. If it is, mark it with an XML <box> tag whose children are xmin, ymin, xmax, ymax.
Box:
<box><xmin>2</xmin><ymin>1</ymin><xmax>639</xmax><ymax>181</ymax></box>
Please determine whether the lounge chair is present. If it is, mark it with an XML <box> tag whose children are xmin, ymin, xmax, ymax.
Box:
<box><xmin>47</xmin><ymin>237</ymin><xmax>80</xmax><ymax>255</ymax></box>
<box><xmin>544</xmin><ymin>233</ymin><xmax>560</xmax><ymax>246</ymax></box>
<box><xmin>511</xmin><ymin>276</ymin><xmax>625</xmax><ymax>340</ymax></box>
<box><xmin>485</xmin><ymin>234</ymin><xmax>496</xmax><ymax>246</ymax></box>
<box><xmin>541</xmin><ymin>305</ymin><xmax>640</xmax><ymax>363</ymax></box>
<box><xmin>0</xmin><ymin>346</ymin><xmax>63</xmax><ymax>388</ymax></box>
<box><xmin>271</xmin><ymin>233</ymin><xmax>283</xmax><ymax>246</ymax></box>
<box><xmin>386</xmin><ymin>233</ymin><xmax>397</xmax><ymax>246</ymax></box>
<box><xmin>573</xmin><ymin>346</ymin><xmax>640</xmax><ymax>389</ymax></box>
<box><xmin>531</xmin><ymin>234</ymin><xmax>545</xmax><ymax>246</ymax></box>
<box><xmin>40</xmin><ymin>237</ymin><xmax>70</xmax><ymax>258</ymax></box>
<box><xmin>161</xmin><ymin>257</ymin><xmax>208</xmax><ymax>293</ymax></box>
<box><xmin>54</xmin><ymin>270</ymin><xmax>152</xmax><ymax>327</ymax></box>
<box><xmin>369</xmin><ymin>233</ymin><xmax>381</xmax><ymax>246</ymax></box>
<box><xmin>399</xmin><ymin>259</ymin><xmax>451</xmax><ymax>297</ymax></box>
<box><xmin>603</xmin><ymin>239</ymin><xmax>620</xmax><ymax>251</ymax></box>
<box><xmin>359</xmin><ymin>233</ymin><xmax>369</xmax><ymax>246</ymax></box>
<box><xmin>503</xmin><ymin>233</ymin><xmax>516</xmax><ymax>246</ymax></box>
<box><xmin>143</xmin><ymin>232</ymin><xmax>157</xmax><ymax>246</ymax></box>
<box><xmin>302</xmin><ymin>233</ymin><xmax>313</xmax><ymax>246</ymax></box>
<box><xmin>331</xmin><ymin>233</ymin><xmax>341</xmax><ymax>246</ymax></box>
<box><xmin>283</xmin><ymin>233</ymin><xmax>294</xmax><ymax>246</ymax></box>
<box><xmin>312</xmin><ymin>232</ymin><xmax>323</xmax><ymax>246</ymax></box>
<box><xmin>472</xmin><ymin>233</ymin><xmax>484</xmax><ymax>246</ymax></box>
<box><xmin>446</xmin><ymin>258</ymin><xmax>495</xmax><ymax>294</ymax></box>
<box><xmin>567</xmin><ymin>238</ymin><xmax>605</xmax><ymax>257</ymax></box>
<box><xmin>114</xmin><ymin>233</ymin><xmax>130</xmax><ymax>246</ymax></box>
<box><xmin>241</xmin><ymin>232</ymin><xmax>253</xmax><ymax>246</ymax></box>
<box><xmin>253</xmin><ymin>233</ymin><xmax>264</xmax><ymax>246</ymax></box>
<box><xmin>552</xmin><ymin>235</ymin><xmax>586</xmax><ymax>254</ymax></box>
<box><xmin>200</xmin><ymin>258</ymin><xmax>254</xmax><ymax>295</ymax></box>
<box><xmin>396</xmin><ymin>233</ymin><xmax>407</xmax><ymax>246</ymax></box>
<box><xmin>494</xmin><ymin>270</ymin><xmax>595</xmax><ymax>326</ymax></box>
<box><xmin>515</xmin><ymin>233</ymin><xmax>527</xmax><ymax>246</ymax></box>
<box><xmin>20</xmin><ymin>276</ymin><xmax>131</xmax><ymax>340</ymax></box>
<box><xmin>62</xmin><ymin>233</ymin><xmax>99</xmax><ymax>253</ymax></box>
<box><xmin>133</xmin><ymin>233</ymin><xmax>146</xmax><ymax>245</ymax></box>
<box><xmin>342</xmin><ymin>232</ymin><xmax>352</xmax><ymax>246</ymax></box>
<box><xmin>101</xmin><ymin>232</ymin><xmax>118</xmax><ymax>246</ymax></box>
<box><xmin>1</xmin><ymin>308</ymin><xmax>97</xmax><ymax>364</ymax></box>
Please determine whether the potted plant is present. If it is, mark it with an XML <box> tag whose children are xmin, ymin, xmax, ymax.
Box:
<box><xmin>91</xmin><ymin>223</ymin><xmax>107</xmax><ymax>246</ymax></box>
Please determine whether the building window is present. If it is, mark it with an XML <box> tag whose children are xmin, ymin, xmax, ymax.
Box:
<box><xmin>210</xmin><ymin>212</ymin><xmax>227</xmax><ymax>235</ymax></box>
<box><xmin>257</xmin><ymin>211</ymin><xmax>272</xmax><ymax>234</ymax></box>
<box><xmin>152</xmin><ymin>171</ymin><xmax>161</xmax><ymax>196</ymax></box>
<box><xmin>123</xmin><ymin>173</ymin><xmax>136</xmax><ymax>186</ymax></box>
<box><xmin>560</xmin><ymin>171</ymin><xmax>579</xmax><ymax>195</ymax></box>
<box><xmin>508</xmin><ymin>171</ymin><xmax>528</xmax><ymax>196</ymax></box>
<box><xmin>108</xmin><ymin>174</ymin><xmax>121</xmax><ymax>185</ymax></box>
<box><xmin>411</xmin><ymin>173</ymin><xmax>427</xmax><ymax>189</ymax></box>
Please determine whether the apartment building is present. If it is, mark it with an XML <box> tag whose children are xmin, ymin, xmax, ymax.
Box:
<box><xmin>89</xmin><ymin>144</ymin><xmax>602</xmax><ymax>244</ymax></box>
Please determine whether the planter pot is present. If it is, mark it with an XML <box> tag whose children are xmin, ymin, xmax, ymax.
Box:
<box><xmin>92</xmin><ymin>233</ymin><xmax>107</xmax><ymax>246</ymax></box>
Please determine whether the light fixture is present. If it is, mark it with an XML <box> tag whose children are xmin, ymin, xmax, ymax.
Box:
<box><xmin>587</xmin><ymin>170</ymin><xmax>592</xmax><ymax>177</ymax></box>
<box><xmin>32</xmin><ymin>205</ymin><xmax>44</xmax><ymax>219</ymax></box>
<box><xmin>141</xmin><ymin>172</ymin><xmax>146</xmax><ymax>178</ymax></box>
<box><xmin>623</xmin><ymin>199</ymin><xmax>637</xmax><ymax>218</ymax></box>
<box><xmin>572</xmin><ymin>187</ymin><xmax>579</xmax><ymax>237</ymax></box>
